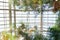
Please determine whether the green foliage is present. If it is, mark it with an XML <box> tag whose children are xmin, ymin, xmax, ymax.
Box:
<box><xmin>49</xmin><ymin>11</ymin><xmax>60</xmax><ymax>40</ymax></box>
<box><xmin>43</xmin><ymin>0</ymin><xmax>53</xmax><ymax>4</ymax></box>
<box><xmin>50</xmin><ymin>25</ymin><xmax>60</xmax><ymax>33</ymax></box>
<box><xmin>17</xmin><ymin>23</ymin><xmax>31</xmax><ymax>40</ymax></box>
<box><xmin>22</xmin><ymin>0</ymin><xmax>43</xmax><ymax>12</ymax></box>
<box><xmin>16</xmin><ymin>22</ymin><xmax>48</xmax><ymax>40</ymax></box>
<box><xmin>50</xmin><ymin>25</ymin><xmax>60</xmax><ymax>40</ymax></box>
<box><xmin>12</xmin><ymin>0</ymin><xmax>43</xmax><ymax>12</ymax></box>
<box><xmin>33</xmin><ymin>34</ymin><xmax>48</xmax><ymax>40</ymax></box>
<box><xmin>33</xmin><ymin>34</ymin><xmax>43</xmax><ymax>40</ymax></box>
<box><xmin>17</xmin><ymin>23</ymin><xmax>26</xmax><ymax>35</ymax></box>
<box><xmin>2</xmin><ymin>31</ymin><xmax>16</xmax><ymax>40</ymax></box>
<box><xmin>13</xmin><ymin>0</ymin><xmax>20</xmax><ymax>6</ymax></box>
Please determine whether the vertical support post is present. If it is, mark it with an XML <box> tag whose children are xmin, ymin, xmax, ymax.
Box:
<box><xmin>13</xmin><ymin>0</ymin><xmax>16</xmax><ymax>36</ymax></box>
<box><xmin>9</xmin><ymin>0</ymin><xmax>12</xmax><ymax>34</ymax></box>
<box><xmin>40</xmin><ymin>6</ymin><xmax>43</xmax><ymax>34</ymax></box>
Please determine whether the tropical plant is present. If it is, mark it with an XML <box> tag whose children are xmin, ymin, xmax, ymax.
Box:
<box><xmin>46</xmin><ymin>0</ymin><xmax>60</xmax><ymax>40</ymax></box>
<box><xmin>1</xmin><ymin>31</ymin><xmax>16</xmax><ymax>40</ymax></box>
<box><xmin>33</xmin><ymin>34</ymin><xmax>48</xmax><ymax>40</ymax></box>
<box><xmin>17</xmin><ymin>23</ymin><xmax>26</xmax><ymax>35</ymax></box>
<box><xmin>49</xmin><ymin>10</ymin><xmax>60</xmax><ymax>40</ymax></box>
<box><xmin>17</xmin><ymin>22</ymin><xmax>31</xmax><ymax>40</ymax></box>
<box><xmin>49</xmin><ymin>25</ymin><xmax>60</xmax><ymax>40</ymax></box>
<box><xmin>33</xmin><ymin>34</ymin><xmax>43</xmax><ymax>40</ymax></box>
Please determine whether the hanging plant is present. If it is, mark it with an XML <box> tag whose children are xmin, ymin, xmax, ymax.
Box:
<box><xmin>53</xmin><ymin>0</ymin><xmax>60</xmax><ymax>12</ymax></box>
<box><xmin>12</xmin><ymin>0</ymin><xmax>43</xmax><ymax>12</ymax></box>
<box><xmin>23</xmin><ymin>0</ymin><xmax>42</xmax><ymax>11</ymax></box>
<box><xmin>13</xmin><ymin>0</ymin><xmax>20</xmax><ymax>6</ymax></box>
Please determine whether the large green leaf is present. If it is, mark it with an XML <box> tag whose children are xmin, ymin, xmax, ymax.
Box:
<box><xmin>49</xmin><ymin>11</ymin><xmax>60</xmax><ymax>40</ymax></box>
